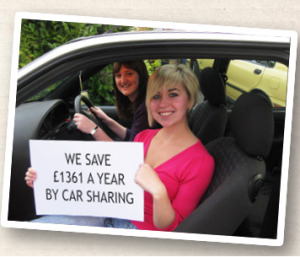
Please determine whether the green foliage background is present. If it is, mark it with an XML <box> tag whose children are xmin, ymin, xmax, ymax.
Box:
<box><xmin>19</xmin><ymin>20</ymin><xmax>160</xmax><ymax>105</ymax></box>
<box><xmin>19</xmin><ymin>20</ymin><xmax>131</xmax><ymax>68</ymax></box>
<box><xmin>19</xmin><ymin>20</ymin><xmax>131</xmax><ymax>105</ymax></box>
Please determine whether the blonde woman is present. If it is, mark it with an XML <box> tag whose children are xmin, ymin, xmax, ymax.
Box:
<box><xmin>132</xmin><ymin>64</ymin><xmax>214</xmax><ymax>230</ymax></box>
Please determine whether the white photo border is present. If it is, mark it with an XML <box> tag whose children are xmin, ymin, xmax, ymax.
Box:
<box><xmin>1</xmin><ymin>12</ymin><xmax>298</xmax><ymax>247</ymax></box>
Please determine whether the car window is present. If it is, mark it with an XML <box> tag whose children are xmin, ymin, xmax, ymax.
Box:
<box><xmin>250</xmin><ymin>60</ymin><xmax>276</xmax><ymax>68</ymax></box>
<box><xmin>82</xmin><ymin>59</ymin><xmax>195</xmax><ymax>107</ymax></box>
<box><xmin>198</xmin><ymin>59</ymin><xmax>214</xmax><ymax>70</ymax></box>
<box><xmin>226</xmin><ymin>59</ymin><xmax>288</xmax><ymax>108</ymax></box>
<box><xmin>26</xmin><ymin>76</ymin><xmax>71</xmax><ymax>102</ymax></box>
<box><xmin>195</xmin><ymin>58</ymin><xmax>288</xmax><ymax>108</ymax></box>
<box><xmin>83</xmin><ymin>64</ymin><xmax>115</xmax><ymax>106</ymax></box>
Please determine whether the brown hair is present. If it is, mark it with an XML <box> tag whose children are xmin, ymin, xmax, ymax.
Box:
<box><xmin>113</xmin><ymin>61</ymin><xmax>149</xmax><ymax>120</ymax></box>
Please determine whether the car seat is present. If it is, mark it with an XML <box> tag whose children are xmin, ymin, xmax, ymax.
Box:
<box><xmin>189</xmin><ymin>67</ymin><xmax>227</xmax><ymax>145</ymax></box>
<box><xmin>175</xmin><ymin>92</ymin><xmax>274</xmax><ymax>235</ymax></box>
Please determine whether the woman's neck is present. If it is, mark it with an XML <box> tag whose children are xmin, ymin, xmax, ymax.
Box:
<box><xmin>128</xmin><ymin>92</ymin><xmax>138</xmax><ymax>103</ymax></box>
<box><xmin>158</xmin><ymin>121</ymin><xmax>196</xmax><ymax>144</ymax></box>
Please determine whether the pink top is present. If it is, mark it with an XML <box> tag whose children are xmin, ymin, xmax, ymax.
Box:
<box><xmin>131</xmin><ymin>129</ymin><xmax>215</xmax><ymax>231</ymax></box>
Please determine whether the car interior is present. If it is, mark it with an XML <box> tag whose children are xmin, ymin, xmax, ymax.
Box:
<box><xmin>175</xmin><ymin>90</ymin><xmax>274</xmax><ymax>236</ymax></box>
<box><xmin>9</xmin><ymin>55</ymin><xmax>287</xmax><ymax>240</ymax></box>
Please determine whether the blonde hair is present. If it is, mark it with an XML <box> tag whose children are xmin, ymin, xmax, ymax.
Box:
<box><xmin>146</xmin><ymin>64</ymin><xmax>199</xmax><ymax>126</ymax></box>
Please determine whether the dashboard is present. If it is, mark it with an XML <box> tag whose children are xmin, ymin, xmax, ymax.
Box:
<box><xmin>9</xmin><ymin>99</ymin><xmax>71</xmax><ymax>221</ymax></box>
<box><xmin>36</xmin><ymin>101</ymin><xmax>70</xmax><ymax>139</ymax></box>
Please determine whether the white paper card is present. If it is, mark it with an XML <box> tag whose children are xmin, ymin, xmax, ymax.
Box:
<box><xmin>29</xmin><ymin>140</ymin><xmax>144</xmax><ymax>221</ymax></box>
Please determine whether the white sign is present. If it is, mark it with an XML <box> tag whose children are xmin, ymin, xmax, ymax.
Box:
<box><xmin>29</xmin><ymin>140</ymin><xmax>144</xmax><ymax>221</ymax></box>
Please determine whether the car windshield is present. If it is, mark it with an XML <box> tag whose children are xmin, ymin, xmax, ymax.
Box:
<box><xmin>26</xmin><ymin>75</ymin><xmax>71</xmax><ymax>102</ymax></box>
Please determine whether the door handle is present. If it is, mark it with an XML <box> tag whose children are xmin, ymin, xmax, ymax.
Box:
<box><xmin>254</xmin><ymin>69</ymin><xmax>262</xmax><ymax>75</ymax></box>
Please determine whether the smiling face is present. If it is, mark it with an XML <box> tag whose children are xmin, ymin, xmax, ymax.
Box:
<box><xmin>146</xmin><ymin>64</ymin><xmax>199</xmax><ymax>127</ymax></box>
<box><xmin>149</xmin><ymin>83</ymin><xmax>191</xmax><ymax>128</ymax></box>
<box><xmin>114</xmin><ymin>65</ymin><xmax>140</xmax><ymax>102</ymax></box>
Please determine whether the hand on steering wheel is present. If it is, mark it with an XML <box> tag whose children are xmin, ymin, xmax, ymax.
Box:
<box><xmin>73</xmin><ymin>113</ymin><xmax>97</xmax><ymax>134</ymax></box>
<box><xmin>69</xmin><ymin>94</ymin><xmax>104</xmax><ymax>132</ymax></box>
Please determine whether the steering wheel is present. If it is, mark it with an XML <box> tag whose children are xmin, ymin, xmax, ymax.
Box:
<box><xmin>69</xmin><ymin>94</ymin><xmax>118</xmax><ymax>140</ymax></box>
<box><xmin>72</xmin><ymin>94</ymin><xmax>104</xmax><ymax>129</ymax></box>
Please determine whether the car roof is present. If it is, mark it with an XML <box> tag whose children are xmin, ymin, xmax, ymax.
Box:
<box><xmin>18</xmin><ymin>30</ymin><xmax>290</xmax><ymax>79</ymax></box>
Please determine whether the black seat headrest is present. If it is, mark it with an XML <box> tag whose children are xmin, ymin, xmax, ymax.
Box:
<box><xmin>200</xmin><ymin>67</ymin><xmax>226</xmax><ymax>106</ymax></box>
<box><xmin>230</xmin><ymin>92</ymin><xmax>274</xmax><ymax>158</ymax></box>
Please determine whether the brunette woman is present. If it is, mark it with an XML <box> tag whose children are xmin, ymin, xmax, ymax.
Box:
<box><xmin>74</xmin><ymin>60</ymin><xmax>151</xmax><ymax>141</ymax></box>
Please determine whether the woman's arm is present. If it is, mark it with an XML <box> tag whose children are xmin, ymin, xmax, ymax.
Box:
<box><xmin>90</xmin><ymin>107</ymin><xmax>127</xmax><ymax>140</ymax></box>
<box><xmin>135</xmin><ymin>164</ymin><xmax>175</xmax><ymax>229</ymax></box>
<box><xmin>152</xmin><ymin>184</ymin><xmax>176</xmax><ymax>229</ymax></box>
<box><xmin>73</xmin><ymin>113</ymin><xmax>114</xmax><ymax>141</ymax></box>
<box><xmin>102</xmin><ymin>116</ymin><xmax>127</xmax><ymax>140</ymax></box>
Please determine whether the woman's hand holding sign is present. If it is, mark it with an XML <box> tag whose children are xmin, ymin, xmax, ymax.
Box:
<box><xmin>135</xmin><ymin>163</ymin><xmax>176</xmax><ymax>229</ymax></box>
<box><xmin>25</xmin><ymin>167</ymin><xmax>37</xmax><ymax>188</ymax></box>
<box><xmin>135</xmin><ymin>164</ymin><xmax>165</xmax><ymax>198</ymax></box>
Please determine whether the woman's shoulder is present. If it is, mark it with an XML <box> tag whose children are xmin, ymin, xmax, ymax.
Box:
<box><xmin>188</xmin><ymin>140</ymin><xmax>215</xmax><ymax>168</ymax></box>
<box><xmin>134</xmin><ymin>99</ymin><xmax>145</xmax><ymax>110</ymax></box>
<box><xmin>132</xmin><ymin>100</ymin><xmax>147</xmax><ymax>120</ymax></box>
<box><xmin>134</xmin><ymin>129</ymin><xmax>160</xmax><ymax>142</ymax></box>
<box><xmin>193</xmin><ymin>139</ymin><xmax>210</xmax><ymax>154</ymax></box>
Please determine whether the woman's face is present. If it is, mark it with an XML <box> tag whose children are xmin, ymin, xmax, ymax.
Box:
<box><xmin>115</xmin><ymin>65</ymin><xmax>140</xmax><ymax>102</ymax></box>
<box><xmin>149</xmin><ymin>83</ymin><xmax>191</xmax><ymax>128</ymax></box>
